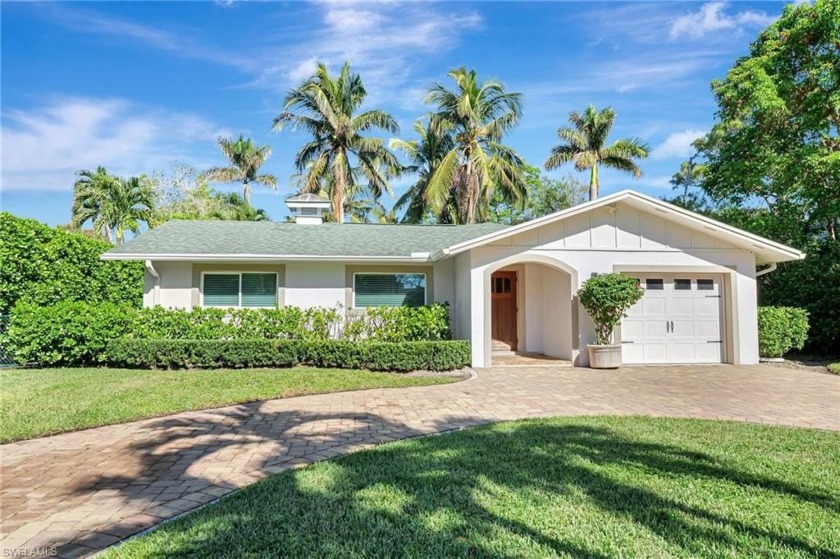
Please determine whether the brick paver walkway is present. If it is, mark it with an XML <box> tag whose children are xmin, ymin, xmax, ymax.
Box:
<box><xmin>2</xmin><ymin>364</ymin><xmax>838</xmax><ymax>558</ymax></box>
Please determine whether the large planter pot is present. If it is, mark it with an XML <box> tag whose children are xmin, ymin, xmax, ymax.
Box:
<box><xmin>587</xmin><ymin>344</ymin><xmax>622</xmax><ymax>369</ymax></box>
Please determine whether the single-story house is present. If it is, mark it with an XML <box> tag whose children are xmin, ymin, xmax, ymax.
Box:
<box><xmin>103</xmin><ymin>190</ymin><xmax>804</xmax><ymax>367</ymax></box>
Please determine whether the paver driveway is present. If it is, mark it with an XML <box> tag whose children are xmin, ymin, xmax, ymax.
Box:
<box><xmin>2</xmin><ymin>364</ymin><xmax>838</xmax><ymax>558</ymax></box>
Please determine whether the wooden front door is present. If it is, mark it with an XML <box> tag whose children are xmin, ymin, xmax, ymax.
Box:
<box><xmin>491</xmin><ymin>271</ymin><xmax>517</xmax><ymax>351</ymax></box>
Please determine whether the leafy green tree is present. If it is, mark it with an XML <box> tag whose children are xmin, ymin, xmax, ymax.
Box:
<box><xmin>696</xmin><ymin>0</ymin><xmax>839</xmax><ymax>246</ymax></box>
<box><xmin>210</xmin><ymin>192</ymin><xmax>270</xmax><ymax>221</ymax></box>
<box><xmin>152</xmin><ymin>165</ymin><xmax>270</xmax><ymax>222</ymax></box>
<box><xmin>71</xmin><ymin>168</ymin><xmax>155</xmax><ymax>244</ymax></box>
<box><xmin>675</xmin><ymin>0</ymin><xmax>840</xmax><ymax>352</ymax></box>
<box><xmin>203</xmin><ymin>135</ymin><xmax>278</xmax><ymax>203</ymax></box>
<box><xmin>274</xmin><ymin>61</ymin><xmax>401</xmax><ymax>223</ymax></box>
<box><xmin>424</xmin><ymin>67</ymin><xmax>529</xmax><ymax>224</ymax></box>
<box><xmin>545</xmin><ymin>105</ymin><xmax>649</xmax><ymax>201</ymax></box>
<box><xmin>487</xmin><ymin>165</ymin><xmax>588</xmax><ymax>225</ymax></box>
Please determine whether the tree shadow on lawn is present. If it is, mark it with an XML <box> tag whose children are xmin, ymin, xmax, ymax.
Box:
<box><xmin>68</xmin><ymin>414</ymin><xmax>839</xmax><ymax>559</ymax></box>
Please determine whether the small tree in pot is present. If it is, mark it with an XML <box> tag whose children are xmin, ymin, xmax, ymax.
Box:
<box><xmin>577</xmin><ymin>273</ymin><xmax>643</xmax><ymax>368</ymax></box>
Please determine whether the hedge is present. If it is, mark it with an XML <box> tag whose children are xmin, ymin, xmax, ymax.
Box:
<box><xmin>5</xmin><ymin>301</ymin><xmax>135</xmax><ymax>367</ymax></box>
<box><xmin>105</xmin><ymin>339</ymin><xmax>471</xmax><ymax>372</ymax></box>
<box><xmin>4</xmin><ymin>302</ymin><xmax>454</xmax><ymax>367</ymax></box>
<box><xmin>757</xmin><ymin>306</ymin><xmax>809</xmax><ymax>359</ymax></box>
<box><xmin>0</xmin><ymin>212</ymin><xmax>143</xmax><ymax>313</ymax></box>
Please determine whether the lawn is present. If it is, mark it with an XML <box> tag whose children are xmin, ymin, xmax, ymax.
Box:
<box><xmin>0</xmin><ymin>367</ymin><xmax>456</xmax><ymax>443</ymax></box>
<box><xmin>106</xmin><ymin>417</ymin><xmax>840</xmax><ymax>559</ymax></box>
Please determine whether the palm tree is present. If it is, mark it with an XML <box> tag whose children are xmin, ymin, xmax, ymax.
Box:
<box><xmin>203</xmin><ymin>135</ymin><xmax>278</xmax><ymax>202</ymax></box>
<box><xmin>545</xmin><ymin>105</ymin><xmax>649</xmax><ymax>201</ymax></box>
<box><xmin>71</xmin><ymin>169</ymin><xmax>155</xmax><ymax>244</ymax></box>
<box><xmin>390</xmin><ymin>118</ymin><xmax>456</xmax><ymax>223</ymax></box>
<box><xmin>423</xmin><ymin>67</ymin><xmax>528</xmax><ymax>224</ymax></box>
<box><xmin>273</xmin><ymin>61</ymin><xmax>401</xmax><ymax>223</ymax></box>
<box><xmin>210</xmin><ymin>192</ymin><xmax>270</xmax><ymax>221</ymax></box>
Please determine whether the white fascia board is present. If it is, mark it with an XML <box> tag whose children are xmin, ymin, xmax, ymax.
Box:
<box><xmin>100</xmin><ymin>254</ymin><xmax>431</xmax><ymax>263</ymax></box>
<box><xmin>436</xmin><ymin>190</ymin><xmax>805</xmax><ymax>263</ymax></box>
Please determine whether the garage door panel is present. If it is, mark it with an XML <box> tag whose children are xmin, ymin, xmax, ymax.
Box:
<box><xmin>621</xmin><ymin>273</ymin><xmax>724</xmax><ymax>364</ymax></box>
<box><xmin>643</xmin><ymin>298</ymin><xmax>667</xmax><ymax>315</ymax></box>
<box><xmin>669</xmin><ymin>297</ymin><xmax>695</xmax><ymax>315</ymax></box>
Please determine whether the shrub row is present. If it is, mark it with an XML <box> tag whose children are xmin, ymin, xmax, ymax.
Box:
<box><xmin>105</xmin><ymin>339</ymin><xmax>471</xmax><ymax>372</ymax></box>
<box><xmin>757</xmin><ymin>306</ymin><xmax>809</xmax><ymax>359</ymax></box>
<box><xmin>4</xmin><ymin>301</ymin><xmax>454</xmax><ymax>367</ymax></box>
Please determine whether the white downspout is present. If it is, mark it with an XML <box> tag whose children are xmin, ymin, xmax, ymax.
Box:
<box><xmin>755</xmin><ymin>263</ymin><xmax>778</xmax><ymax>277</ymax></box>
<box><xmin>145</xmin><ymin>260</ymin><xmax>160</xmax><ymax>306</ymax></box>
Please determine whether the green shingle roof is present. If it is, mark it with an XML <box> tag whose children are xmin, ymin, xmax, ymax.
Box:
<box><xmin>103</xmin><ymin>220</ymin><xmax>509</xmax><ymax>259</ymax></box>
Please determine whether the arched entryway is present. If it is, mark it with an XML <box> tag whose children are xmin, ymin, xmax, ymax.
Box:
<box><xmin>483</xmin><ymin>255</ymin><xmax>578</xmax><ymax>367</ymax></box>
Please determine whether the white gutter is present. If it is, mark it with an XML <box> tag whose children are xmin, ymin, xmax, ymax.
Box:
<box><xmin>755</xmin><ymin>263</ymin><xmax>778</xmax><ymax>277</ymax></box>
<box><xmin>144</xmin><ymin>260</ymin><xmax>160</xmax><ymax>306</ymax></box>
<box><xmin>103</xmin><ymin>254</ymin><xmax>432</xmax><ymax>263</ymax></box>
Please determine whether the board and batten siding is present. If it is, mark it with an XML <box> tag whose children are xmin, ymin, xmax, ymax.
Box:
<box><xmin>487</xmin><ymin>206</ymin><xmax>735</xmax><ymax>251</ymax></box>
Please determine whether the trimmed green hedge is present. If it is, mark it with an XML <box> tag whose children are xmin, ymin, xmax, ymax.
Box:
<box><xmin>4</xmin><ymin>302</ymin><xmax>454</xmax><ymax>367</ymax></box>
<box><xmin>757</xmin><ymin>306</ymin><xmax>809</xmax><ymax>358</ymax></box>
<box><xmin>105</xmin><ymin>339</ymin><xmax>471</xmax><ymax>372</ymax></box>
<box><xmin>6</xmin><ymin>301</ymin><xmax>135</xmax><ymax>367</ymax></box>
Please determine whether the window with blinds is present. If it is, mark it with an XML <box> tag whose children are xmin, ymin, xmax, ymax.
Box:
<box><xmin>354</xmin><ymin>273</ymin><xmax>426</xmax><ymax>308</ymax></box>
<box><xmin>202</xmin><ymin>272</ymin><xmax>278</xmax><ymax>308</ymax></box>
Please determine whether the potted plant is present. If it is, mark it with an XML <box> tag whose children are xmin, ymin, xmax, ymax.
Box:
<box><xmin>577</xmin><ymin>273</ymin><xmax>643</xmax><ymax>369</ymax></box>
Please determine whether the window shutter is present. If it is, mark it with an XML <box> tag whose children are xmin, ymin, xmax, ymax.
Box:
<box><xmin>203</xmin><ymin>274</ymin><xmax>240</xmax><ymax>307</ymax></box>
<box><xmin>355</xmin><ymin>274</ymin><xmax>425</xmax><ymax>308</ymax></box>
<box><xmin>241</xmin><ymin>273</ymin><xmax>278</xmax><ymax>308</ymax></box>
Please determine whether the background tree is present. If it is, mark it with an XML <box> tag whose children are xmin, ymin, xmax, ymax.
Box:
<box><xmin>274</xmin><ymin>61</ymin><xmax>401</xmax><ymax>223</ymax></box>
<box><xmin>203</xmin><ymin>135</ymin><xmax>278</xmax><ymax>202</ymax></box>
<box><xmin>545</xmin><ymin>105</ymin><xmax>649</xmax><ymax>201</ymax></box>
<box><xmin>675</xmin><ymin>0</ymin><xmax>839</xmax><ymax>352</ymax></box>
<box><xmin>487</xmin><ymin>166</ymin><xmax>588</xmax><ymax>225</ymax></box>
<box><xmin>423</xmin><ymin>67</ymin><xmax>529</xmax><ymax>224</ymax></box>
<box><xmin>390</xmin><ymin>118</ymin><xmax>456</xmax><ymax>223</ymax></box>
<box><xmin>71</xmin><ymin>168</ymin><xmax>155</xmax><ymax>244</ymax></box>
<box><xmin>152</xmin><ymin>164</ymin><xmax>271</xmax><ymax>222</ymax></box>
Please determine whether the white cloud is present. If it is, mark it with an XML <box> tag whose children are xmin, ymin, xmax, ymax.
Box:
<box><xmin>1</xmin><ymin>98</ymin><xmax>228</xmax><ymax>192</ymax></box>
<box><xmin>255</xmin><ymin>2</ymin><xmax>482</xmax><ymax>102</ymax></box>
<box><xmin>669</xmin><ymin>2</ymin><xmax>776</xmax><ymax>40</ymax></box>
<box><xmin>41</xmin><ymin>4</ymin><xmax>252</xmax><ymax>70</ymax></box>
<box><xmin>651</xmin><ymin>129</ymin><xmax>706</xmax><ymax>160</ymax></box>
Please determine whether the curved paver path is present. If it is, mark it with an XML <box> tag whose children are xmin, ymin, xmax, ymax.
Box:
<box><xmin>2</xmin><ymin>364</ymin><xmax>838</xmax><ymax>558</ymax></box>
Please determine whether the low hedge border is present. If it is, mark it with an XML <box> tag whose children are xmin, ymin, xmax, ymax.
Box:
<box><xmin>106</xmin><ymin>339</ymin><xmax>471</xmax><ymax>372</ymax></box>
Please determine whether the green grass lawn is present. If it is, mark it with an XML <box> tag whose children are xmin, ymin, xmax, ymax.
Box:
<box><xmin>106</xmin><ymin>417</ymin><xmax>840</xmax><ymax>559</ymax></box>
<box><xmin>0</xmin><ymin>367</ymin><xmax>456</xmax><ymax>443</ymax></box>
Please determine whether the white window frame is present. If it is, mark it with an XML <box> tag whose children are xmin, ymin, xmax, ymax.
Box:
<box><xmin>352</xmin><ymin>272</ymin><xmax>428</xmax><ymax>309</ymax></box>
<box><xmin>200</xmin><ymin>271</ymin><xmax>279</xmax><ymax>309</ymax></box>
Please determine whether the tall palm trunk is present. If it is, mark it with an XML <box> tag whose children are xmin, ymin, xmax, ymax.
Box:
<box><xmin>243</xmin><ymin>181</ymin><xmax>252</xmax><ymax>203</ymax></box>
<box><xmin>589</xmin><ymin>164</ymin><xmax>599</xmax><ymax>201</ymax></box>
<box><xmin>333</xmin><ymin>158</ymin><xmax>345</xmax><ymax>223</ymax></box>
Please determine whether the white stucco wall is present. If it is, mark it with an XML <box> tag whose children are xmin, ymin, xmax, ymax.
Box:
<box><xmin>285</xmin><ymin>262</ymin><xmax>346</xmax><ymax>309</ymax></box>
<box><xmin>150</xmin><ymin>261</ymin><xmax>194</xmax><ymax>310</ymax></box>
<box><xmin>453</xmin><ymin>253</ymin><xmax>472</xmax><ymax>341</ymax></box>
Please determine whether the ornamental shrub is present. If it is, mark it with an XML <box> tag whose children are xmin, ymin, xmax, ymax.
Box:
<box><xmin>577</xmin><ymin>274</ymin><xmax>644</xmax><ymax>345</ymax></box>
<box><xmin>0</xmin><ymin>212</ymin><xmax>143</xmax><ymax>313</ymax></box>
<box><xmin>757</xmin><ymin>306</ymin><xmax>809</xmax><ymax>358</ymax></box>
<box><xmin>105</xmin><ymin>339</ymin><xmax>471</xmax><ymax>372</ymax></box>
<box><xmin>342</xmin><ymin>304</ymin><xmax>452</xmax><ymax>342</ymax></box>
<box><xmin>5</xmin><ymin>301</ymin><xmax>134</xmax><ymax>366</ymax></box>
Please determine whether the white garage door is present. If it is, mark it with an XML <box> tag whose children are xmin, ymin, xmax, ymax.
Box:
<box><xmin>621</xmin><ymin>274</ymin><xmax>724</xmax><ymax>364</ymax></box>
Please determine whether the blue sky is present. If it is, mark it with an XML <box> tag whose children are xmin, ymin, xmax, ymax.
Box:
<box><xmin>1</xmin><ymin>1</ymin><xmax>792</xmax><ymax>225</ymax></box>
